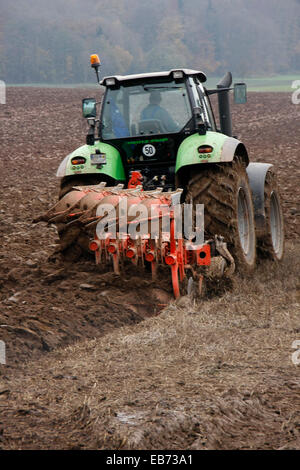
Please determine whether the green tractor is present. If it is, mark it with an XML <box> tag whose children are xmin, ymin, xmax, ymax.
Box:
<box><xmin>38</xmin><ymin>54</ymin><xmax>284</xmax><ymax>297</ymax></box>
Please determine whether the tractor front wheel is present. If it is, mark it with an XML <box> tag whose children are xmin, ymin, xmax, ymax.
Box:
<box><xmin>257</xmin><ymin>170</ymin><xmax>285</xmax><ymax>261</ymax></box>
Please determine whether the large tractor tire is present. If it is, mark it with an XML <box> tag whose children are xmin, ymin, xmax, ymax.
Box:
<box><xmin>185</xmin><ymin>157</ymin><xmax>256</xmax><ymax>273</ymax></box>
<box><xmin>257</xmin><ymin>170</ymin><xmax>284</xmax><ymax>261</ymax></box>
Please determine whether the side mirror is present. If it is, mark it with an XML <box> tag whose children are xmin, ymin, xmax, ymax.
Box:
<box><xmin>234</xmin><ymin>83</ymin><xmax>247</xmax><ymax>104</ymax></box>
<box><xmin>82</xmin><ymin>98</ymin><xmax>97</xmax><ymax>118</ymax></box>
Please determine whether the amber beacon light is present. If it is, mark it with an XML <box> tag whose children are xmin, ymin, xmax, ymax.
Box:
<box><xmin>90</xmin><ymin>54</ymin><xmax>101</xmax><ymax>68</ymax></box>
<box><xmin>90</xmin><ymin>54</ymin><xmax>101</xmax><ymax>82</ymax></box>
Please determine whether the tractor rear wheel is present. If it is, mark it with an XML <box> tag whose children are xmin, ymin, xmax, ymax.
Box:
<box><xmin>185</xmin><ymin>157</ymin><xmax>256</xmax><ymax>273</ymax></box>
<box><xmin>257</xmin><ymin>170</ymin><xmax>284</xmax><ymax>261</ymax></box>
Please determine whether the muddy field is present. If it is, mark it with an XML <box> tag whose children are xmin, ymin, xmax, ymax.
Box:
<box><xmin>0</xmin><ymin>87</ymin><xmax>299</xmax><ymax>450</ymax></box>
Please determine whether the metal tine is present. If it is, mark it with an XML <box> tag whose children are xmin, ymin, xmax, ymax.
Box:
<box><xmin>49</xmin><ymin>187</ymin><xmax>105</xmax><ymax>223</ymax></box>
<box><xmin>73</xmin><ymin>182</ymin><xmax>105</xmax><ymax>193</ymax></box>
<box><xmin>144</xmin><ymin>188</ymin><xmax>163</xmax><ymax>198</ymax></box>
<box><xmin>33</xmin><ymin>187</ymin><xmax>90</xmax><ymax>223</ymax></box>
<box><xmin>50</xmin><ymin>208</ymin><xmax>89</xmax><ymax>225</ymax></box>
<box><xmin>111</xmin><ymin>186</ymin><xmax>126</xmax><ymax>195</ymax></box>
<box><xmin>85</xmin><ymin>212</ymin><xmax>120</xmax><ymax>229</ymax></box>
<box><xmin>128</xmin><ymin>186</ymin><xmax>143</xmax><ymax>194</ymax></box>
<box><xmin>35</xmin><ymin>200</ymin><xmax>69</xmax><ymax>221</ymax></box>
<box><xmin>69</xmin><ymin>186</ymin><xmax>89</xmax><ymax>192</ymax></box>
<box><xmin>84</xmin><ymin>218</ymin><xmax>102</xmax><ymax>229</ymax></box>
<box><xmin>88</xmin><ymin>182</ymin><xmax>108</xmax><ymax>193</ymax></box>
<box><xmin>63</xmin><ymin>217</ymin><xmax>84</xmax><ymax>228</ymax></box>
<box><xmin>48</xmin><ymin>201</ymin><xmax>86</xmax><ymax>224</ymax></box>
<box><xmin>33</xmin><ymin>200</ymin><xmax>78</xmax><ymax>223</ymax></box>
<box><xmin>149</xmin><ymin>187</ymin><xmax>163</xmax><ymax>194</ymax></box>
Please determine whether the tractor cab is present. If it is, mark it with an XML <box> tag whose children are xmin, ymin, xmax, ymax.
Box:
<box><xmin>99</xmin><ymin>69</ymin><xmax>213</xmax><ymax>140</ymax></box>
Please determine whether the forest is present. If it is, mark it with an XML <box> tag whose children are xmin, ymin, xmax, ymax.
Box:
<box><xmin>1</xmin><ymin>0</ymin><xmax>300</xmax><ymax>84</ymax></box>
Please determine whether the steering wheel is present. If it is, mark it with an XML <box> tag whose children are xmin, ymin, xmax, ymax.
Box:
<box><xmin>138</xmin><ymin>119</ymin><xmax>167</xmax><ymax>134</ymax></box>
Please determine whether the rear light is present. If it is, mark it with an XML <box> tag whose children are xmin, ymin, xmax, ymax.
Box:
<box><xmin>198</xmin><ymin>145</ymin><xmax>213</xmax><ymax>154</ymax></box>
<box><xmin>71</xmin><ymin>156</ymin><xmax>86</xmax><ymax>165</ymax></box>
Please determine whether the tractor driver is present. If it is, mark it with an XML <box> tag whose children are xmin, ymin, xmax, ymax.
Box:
<box><xmin>140</xmin><ymin>90</ymin><xmax>178</xmax><ymax>133</ymax></box>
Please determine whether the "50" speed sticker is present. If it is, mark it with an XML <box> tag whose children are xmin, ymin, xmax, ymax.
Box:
<box><xmin>142</xmin><ymin>144</ymin><xmax>156</xmax><ymax>157</ymax></box>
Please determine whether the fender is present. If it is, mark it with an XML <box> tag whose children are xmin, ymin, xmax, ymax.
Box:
<box><xmin>175</xmin><ymin>131</ymin><xmax>249</xmax><ymax>173</ymax></box>
<box><xmin>246</xmin><ymin>162</ymin><xmax>273</xmax><ymax>233</ymax></box>
<box><xmin>56</xmin><ymin>142</ymin><xmax>126</xmax><ymax>181</ymax></box>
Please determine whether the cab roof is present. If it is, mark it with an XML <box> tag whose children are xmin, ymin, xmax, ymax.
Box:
<box><xmin>100</xmin><ymin>69</ymin><xmax>207</xmax><ymax>86</ymax></box>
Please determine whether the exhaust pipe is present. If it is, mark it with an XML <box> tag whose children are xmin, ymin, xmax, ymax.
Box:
<box><xmin>217</xmin><ymin>72</ymin><xmax>232</xmax><ymax>137</ymax></box>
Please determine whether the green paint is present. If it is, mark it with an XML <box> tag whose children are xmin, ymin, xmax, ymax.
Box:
<box><xmin>61</xmin><ymin>131</ymin><xmax>240</xmax><ymax>180</ymax></box>
<box><xmin>175</xmin><ymin>131</ymin><xmax>228</xmax><ymax>172</ymax></box>
<box><xmin>65</xmin><ymin>142</ymin><xmax>126</xmax><ymax>180</ymax></box>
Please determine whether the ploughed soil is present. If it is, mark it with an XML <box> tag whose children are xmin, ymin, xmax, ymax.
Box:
<box><xmin>0</xmin><ymin>87</ymin><xmax>299</xmax><ymax>450</ymax></box>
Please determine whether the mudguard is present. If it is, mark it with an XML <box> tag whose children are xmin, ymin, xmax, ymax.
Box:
<box><xmin>246</xmin><ymin>162</ymin><xmax>273</xmax><ymax>233</ymax></box>
<box><xmin>175</xmin><ymin>131</ymin><xmax>248</xmax><ymax>172</ymax></box>
<box><xmin>56</xmin><ymin>142</ymin><xmax>126</xmax><ymax>181</ymax></box>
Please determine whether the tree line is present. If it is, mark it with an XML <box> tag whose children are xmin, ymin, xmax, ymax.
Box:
<box><xmin>1</xmin><ymin>0</ymin><xmax>299</xmax><ymax>84</ymax></box>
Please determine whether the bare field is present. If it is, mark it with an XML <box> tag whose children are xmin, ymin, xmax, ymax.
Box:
<box><xmin>0</xmin><ymin>88</ymin><xmax>299</xmax><ymax>449</ymax></box>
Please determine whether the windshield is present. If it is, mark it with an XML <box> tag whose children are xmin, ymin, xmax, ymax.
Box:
<box><xmin>101</xmin><ymin>80</ymin><xmax>192</xmax><ymax>140</ymax></box>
